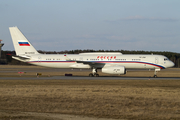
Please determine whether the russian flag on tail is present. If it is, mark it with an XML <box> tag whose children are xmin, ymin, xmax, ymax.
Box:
<box><xmin>18</xmin><ymin>42</ymin><xmax>30</xmax><ymax>46</ymax></box>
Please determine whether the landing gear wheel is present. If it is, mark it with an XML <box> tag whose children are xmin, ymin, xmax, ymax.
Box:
<box><xmin>94</xmin><ymin>74</ymin><xmax>99</xmax><ymax>77</ymax></box>
<box><xmin>89</xmin><ymin>73</ymin><xmax>94</xmax><ymax>77</ymax></box>
<box><xmin>154</xmin><ymin>75</ymin><xmax>157</xmax><ymax>78</ymax></box>
<box><xmin>89</xmin><ymin>68</ymin><xmax>99</xmax><ymax>77</ymax></box>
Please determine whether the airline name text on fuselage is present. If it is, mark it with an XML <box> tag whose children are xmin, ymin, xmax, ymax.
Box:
<box><xmin>97</xmin><ymin>56</ymin><xmax>116</xmax><ymax>59</ymax></box>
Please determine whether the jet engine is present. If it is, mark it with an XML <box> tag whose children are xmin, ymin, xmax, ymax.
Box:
<box><xmin>102</xmin><ymin>66</ymin><xmax>126</xmax><ymax>75</ymax></box>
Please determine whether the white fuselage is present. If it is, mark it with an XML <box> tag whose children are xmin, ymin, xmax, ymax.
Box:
<box><xmin>22</xmin><ymin>53</ymin><xmax>174</xmax><ymax>70</ymax></box>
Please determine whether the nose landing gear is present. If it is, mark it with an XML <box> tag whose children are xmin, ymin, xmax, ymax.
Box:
<box><xmin>154</xmin><ymin>69</ymin><xmax>160</xmax><ymax>78</ymax></box>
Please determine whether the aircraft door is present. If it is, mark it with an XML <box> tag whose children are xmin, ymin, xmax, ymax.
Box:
<box><xmin>80</xmin><ymin>57</ymin><xmax>83</xmax><ymax>61</ymax></box>
<box><xmin>155</xmin><ymin>57</ymin><xmax>158</xmax><ymax>64</ymax></box>
<box><xmin>38</xmin><ymin>56</ymin><xmax>41</xmax><ymax>63</ymax></box>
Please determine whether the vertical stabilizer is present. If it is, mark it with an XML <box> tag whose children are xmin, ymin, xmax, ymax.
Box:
<box><xmin>9</xmin><ymin>27</ymin><xmax>39</xmax><ymax>55</ymax></box>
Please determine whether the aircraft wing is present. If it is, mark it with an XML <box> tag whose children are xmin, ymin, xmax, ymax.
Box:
<box><xmin>76</xmin><ymin>60</ymin><xmax>102</xmax><ymax>64</ymax></box>
<box><xmin>75</xmin><ymin>60</ymin><xmax>106</xmax><ymax>68</ymax></box>
<box><xmin>64</xmin><ymin>55</ymin><xmax>105</xmax><ymax>67</ymax></box>
<box><xmin>65</xmin><ymin>54</ymin><xmax>119</xmax><ymax>68</ymax></box>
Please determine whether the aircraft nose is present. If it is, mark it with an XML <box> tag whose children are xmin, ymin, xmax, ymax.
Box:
<box><xmin>168</xmin><ymin>61</ymin><xmax>175</xmax><ymax>68</ymax></box>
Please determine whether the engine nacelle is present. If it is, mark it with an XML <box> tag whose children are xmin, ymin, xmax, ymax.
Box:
<box><xmin>102</xmin><ymin>66</ymin><xmax>126</xmax><ymax>75</ymax></box>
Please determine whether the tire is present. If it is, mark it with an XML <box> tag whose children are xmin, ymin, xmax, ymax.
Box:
<box><xmin>95</xmin><ymin>74</ymin><xmax>99</xmax><ymax>77</ymax></box>
<box><xmin>89</xmin><ymin>73</ymin><xmax>94</xmax><ymax>77</ymax></box>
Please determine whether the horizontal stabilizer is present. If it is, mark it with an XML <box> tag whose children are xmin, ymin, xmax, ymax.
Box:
<box><xmin>13</xmin><ymin>55</ymin><xmax>31</xmax><ymax>60</ymax></box>
<box><xmin>12</xmin><ymin>55</ymin><xmax>30</xmax><ymax>62</ymax></box>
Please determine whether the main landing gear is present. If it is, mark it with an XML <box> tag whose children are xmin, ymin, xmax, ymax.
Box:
<box><xmin>154</xmin><ymin>69</ymin><xmax>160</xmax><ymax>78</ymax></box>
<box><xmin>89</xmin><ymin>68</ymin><xmax>99</xmax><ymax>77</ymax></box>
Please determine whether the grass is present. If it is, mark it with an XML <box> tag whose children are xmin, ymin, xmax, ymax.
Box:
<box><xmin>0</xmin><ymin>65</ymin><xmax>180</xmax><ymax>119</ymax></box>
<box><xmin>0</xmin><ymin>79</ymin><xmax>180</xmax><ymax>119</ymax></box>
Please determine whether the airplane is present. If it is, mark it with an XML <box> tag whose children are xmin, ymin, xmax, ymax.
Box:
<box><xmin>9</xmin><ymin>26</ymin><xmax>174</xmax><ymax>77</ymax></box>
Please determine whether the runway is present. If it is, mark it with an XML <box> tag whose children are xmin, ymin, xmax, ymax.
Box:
<box><xmin>0</xmin><ymin>65</ymin><xmax>180</xmax><ymax>80</ymax></box>
<box><xmin>1</xmin><ymin>76</ymin><xmax>180</xmax><ymax>80</ymax></box>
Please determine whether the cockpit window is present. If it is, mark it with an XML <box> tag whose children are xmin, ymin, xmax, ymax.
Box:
<box><xmin>164</xmin><ymin>58</ymin><xmax>168</xmax><ymax>61</ymax></box>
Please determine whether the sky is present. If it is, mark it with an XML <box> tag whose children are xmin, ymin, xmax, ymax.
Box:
<box><xmin>1</xmin><ymin>0</ymin><xmax>180</xmax><ymax>53</ymax></box>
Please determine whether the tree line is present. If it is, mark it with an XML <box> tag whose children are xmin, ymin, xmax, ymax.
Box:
<box><xmin>1</xmin><ymin>50</ymin><xmax>180</xmax><ymax>67</ymax></box>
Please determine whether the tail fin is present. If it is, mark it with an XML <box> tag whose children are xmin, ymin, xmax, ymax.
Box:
<box><xmin>9</xmin><ymin>27</ymin><xmax>39</xmax><ymax>56</ymax></box>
